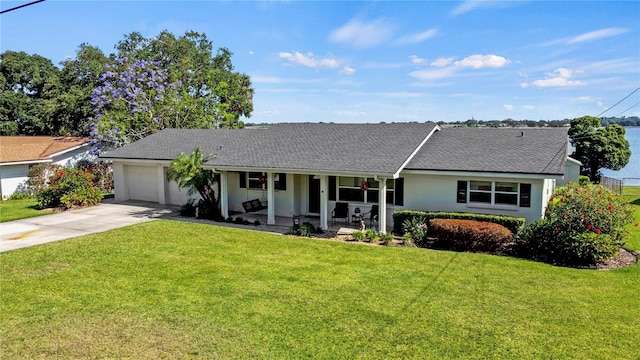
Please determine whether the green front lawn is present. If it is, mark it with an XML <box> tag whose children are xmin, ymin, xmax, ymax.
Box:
<box><xmin>1</xmin><ymin>219</ymin><xmax>639</xmax><ymax>359</ymax></box>
<box><xmin>0</xmin><ymin>198</ymin><xmax>48</xmax><ymax>222</ymax></box>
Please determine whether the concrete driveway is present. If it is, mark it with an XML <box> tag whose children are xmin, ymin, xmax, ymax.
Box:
<box><xmin>0</xmin><ymin>200</ymin><xmax>176</xmax><ymax>252</ymax></box>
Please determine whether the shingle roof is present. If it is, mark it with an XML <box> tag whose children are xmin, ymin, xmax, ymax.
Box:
<box><xmin>0</xmin><ymin>136</ymin><xmax>90</xmax><ymax>164</ymax></box>
<box><xmin>406</xmin><ymin>127</ymin><xmax>569</xmax><ymax>175</ymax></box>
<box><xmin>100</xmin><ymin>122</ymin><xmax>440</xmax><ymax>175</ymax></box>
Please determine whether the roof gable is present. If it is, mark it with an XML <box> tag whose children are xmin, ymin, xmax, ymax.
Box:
<box><xmin>406</xmin><ymin>127</ymin><xmax>569</xmax><ymax>175</ymax></box>
<box><xmin>0</xmin><ymin>136</ymin><xmax>90</xmax><ymax>164</ymax></box>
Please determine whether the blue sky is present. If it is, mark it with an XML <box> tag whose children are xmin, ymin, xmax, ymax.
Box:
<box><xmin>2</xmin><ymin>0</ymin><xmax>639</xmax><ymax>124</ymax></box>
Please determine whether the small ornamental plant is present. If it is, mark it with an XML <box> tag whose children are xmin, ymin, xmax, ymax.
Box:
<box><xmin>517</xmin><ymin>182</ymin><xmax>633</xmax><ymax>266</ymax></box>
<box><xmin>37</xmin><ymin>167</ymin><xmax>104</xmax><ymax>209</ymax></box>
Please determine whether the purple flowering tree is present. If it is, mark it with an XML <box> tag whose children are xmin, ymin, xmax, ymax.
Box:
<box><xmin>88</xmin><ymin>58</ymin><xmax>177</xmax><ymax>151</ymax></box>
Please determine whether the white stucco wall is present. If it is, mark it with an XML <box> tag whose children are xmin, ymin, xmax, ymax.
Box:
<box><xmin>51</xmin><ymin>146</ymin><xmax>94</xmax><ymax>167</ymax></box>
<box><xmin>0</xmin><ymin>146</ymin><xmax>94</xmax><ymax>200</ymax></box>
<box><xmin>0</xmin><ymin>164</ymin><xmax>29</xmax><ymax>200</ymax></box>
<box><xmin>401</xmin><ymin>173</ymin><xmax>549</xmax><ymax>224</ymax></box>
<box><xmin>558</xmin><ymin>160</ymin><xmax>580</xmax><ymax>186</ymax></box>
<box><xmin>227</xmin><ymin>172</ymin><xmax>294</xmax><ymax>217</ymax></box>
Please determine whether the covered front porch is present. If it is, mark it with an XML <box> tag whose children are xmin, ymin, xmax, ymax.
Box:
<box><xmin>225</xmin><ymin>212</ymin><xmax>375</xmax><ymax>234</ymax></box>
<box><xmin>217</xmin><ymin>171</ymin><xmax>396</xmax><ymax>234</ymax></box>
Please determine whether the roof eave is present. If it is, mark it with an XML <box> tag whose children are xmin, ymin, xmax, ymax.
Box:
<box><xmin>401</xmin><ymin>168</ymin><xmax>563</xmax><ymax>180</ymax></box>
<box><xmin>0</xmin><ymin>159</ymin><xmax>52</xmax><ymax>166</ymax></box>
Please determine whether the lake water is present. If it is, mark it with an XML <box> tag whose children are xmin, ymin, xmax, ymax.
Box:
<box><xmin>600</xmin><ymin>127</ymin><xmax>640</xmax><ymax>183</ymax></box>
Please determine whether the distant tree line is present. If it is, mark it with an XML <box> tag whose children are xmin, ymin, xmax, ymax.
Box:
<box><xmin>600</xmin><ymin>116</ymin><xmax>640</xmax><ymax>127</ymax></box>
<box><xmin>431</xmin><ymin>116</ymin><xmax>639</xmax><ymax>128</ymax></box>
<box><xmin>1</xmin><ymin>30</ymin><xmax>254</xmax><ymax>151</ymax></box>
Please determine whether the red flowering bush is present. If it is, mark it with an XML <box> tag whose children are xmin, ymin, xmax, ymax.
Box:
<box><xmin>517</xmin><ymin>183</ymin><xmax>633</xmax><ymax>266</ymax></box>
<box><xmin>37</xmin><ymin>167</ymin><xmax>104</xmax><ymax>209</ymax></box>
<box><xmin>429</xmin><ymin>219</ymin><xmax>514</xmax><ymax>253</ymax></box>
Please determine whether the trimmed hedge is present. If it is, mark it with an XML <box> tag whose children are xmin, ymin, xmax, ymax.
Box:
<box><xmin>393</xmin><ymin>210</ymin><xmax>525</xmax><ymax>235</ymax></box>
<box><xmin>429</xmin><ymin>219</ymin><xmax>514</xmax><ymax>253</ymax></box>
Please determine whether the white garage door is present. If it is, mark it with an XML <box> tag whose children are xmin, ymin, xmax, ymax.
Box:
<box><xmin>125</xmin><ymin>165</ymin><xmax>159</xmax><ymax>202</ymax></box>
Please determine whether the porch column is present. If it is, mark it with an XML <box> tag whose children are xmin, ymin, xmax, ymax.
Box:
<box><xmin>267</xmin><ymin>172</ymin><xmax>275</xmax><ymax>225</ymax></box>
<box><xmin>113</xmin><ymin>162</ymin><xmax>129</xmax><ymax>201</ymax></box>
<box><xmin>157</xmin><ymin>165</ymin><xmax>166</xmax><ymax>205</ymax></box>
<box><xmin>319</xmin><ymin>175</ymin><xmax>328</xmax><ymax>230</ymax></box>
<box><xmin>378</xmin><ymin>177</ymin><xmax>387</xmax><ymax>234</ymax></box>
<box><xmin>220</xmin><ymin>170</ymin><xmax>228</xmax><ymax>219</ymax></box>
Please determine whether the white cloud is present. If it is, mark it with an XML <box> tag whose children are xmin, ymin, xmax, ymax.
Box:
<box><xmin>451</xmin><ymin>1</ymin><xmax>488</xmax><ymax>16</ymax></box>
<box><xmin>523</xmin><ymin>105</ymin><xmax>535</xmax><ymax>110</ymax></box>
<box><xmin>568</xmin><ymin>27</ymin><xmax>628</xmax><ymax>44</ymax></box>
<box><xmin>278</xmin><ymin>51</ymin><xmax>339</xmax><ymax>69</ymax></box>
<box><xmin>340</xmin><ymin>66</ymin><xmax>356</xmax><ymax>75</ymax></box>
<box><xmin>249</xmin><ymin>50</ymin><xmax>254</xmax><ymax>55</ymax></box>
<box><xmin>528</xmin><ymin>68</ymin><xmax>585</xmax><ymax>88</ymax></box>
<box><xmin>410</xmin><ymin>55</ymin><xmax>428</xmax><ymax>65</ymax></box>
<box><xmin>409</xmin><ymin>67</ymin><xmax>458</xmax><ymax>81</ymax></box>
<box><xmin>454</xmin><ymin>54</ymin><xmax>509</xmax><ymax>69</ymax></box>
<box><xmin>397</xmin><ymin>29</ymin><xmax>438</xmax><ymax>44</ymax></box>
<box><xmin>409</xmin><ymin>54</ymin><xmax>509</xmax><ymax>82</ymax></box>
<box><xmin>571</xmin><ymin>96</ymin><xmax>597</xmax><ymax>104</ymax></box>
<box><xmin>431</xmin><ymin>57</ymin><xmax>455</xmax><ymax>67</ymax></box>
<box><xmin>451</xmin><ymin>1</ymin><xmax>525</xmax><ymax>17</ymax></box>
<box><xmin>503</xmin><ymin>104</ymin><xmax>514</xmax><ymax>110</ymax></box>
<box><xmin>328</xmin><ymin>19</ymin><xmax>394</xmax><ymax>48</ymax></box>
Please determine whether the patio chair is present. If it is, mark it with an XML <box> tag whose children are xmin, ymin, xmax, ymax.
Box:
<box><xmin>331</xmin><ymin>202</ymin><xmax>349</xmax><ymax>225</ymax></box>
<box><xmin>362</xmin><ymin>205</ymin><xmax>379</xmax><ymax>229</ymax></box>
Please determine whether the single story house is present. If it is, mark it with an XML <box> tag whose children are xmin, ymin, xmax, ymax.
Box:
<box><xmin>0</xmin><ymin>136</ymin><xmax>93</xmax><ymax>200</ymax></box>
<box><xmin>100</xmin><ymin>123</ymin><xmax>580</xmax><ymax>233</ymax></box>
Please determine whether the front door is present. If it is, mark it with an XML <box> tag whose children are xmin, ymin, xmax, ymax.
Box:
<box><xmin>308</xmin><ymin>175</ymin><xmax>320</xmax><ymax>213</ymax></box>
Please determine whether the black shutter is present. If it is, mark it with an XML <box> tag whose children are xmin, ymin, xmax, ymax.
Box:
<box><xmin>457</xmin><ymin>181</ymin><xmax>467</xmax><ymax>203</ymax></box>
<box><xmin>520</xmin><ymin>183</ymin><xmax>531</xmax><ymax>207</ymax></box>
<box><xmin>278</xmin><ymin>173</ymin><xmax>287</xmax><ymax>191</ymax></box>
<box><xmin>394</xmin><ymin>178</ymin><xmax>404</xmax><ymax>206</ymax></box>
<box><xmin>239</xmin><ymin>172</ymin><xmax>246</xmax><ymax>188</ymax></box>
<box><xmin>329</xmin><ymin>176</ymin><xmax>336</xmax><ymax>201</ymax></box>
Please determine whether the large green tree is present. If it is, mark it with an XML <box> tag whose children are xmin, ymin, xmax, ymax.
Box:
<box><xmin>53</xmin><ymin>44</ymin><xmax>112</xmax><ymax>136</ymax></box>
<box><xmin>0</xmin><ymin>51</ymin><xmax>60</xmax><ymax>135</ymax></box>
<box><xmin>114</xmin><ymin>30</ymin><xmax>253</xmax><ymax>129</ymax></box>
<box><xmin>568</xmin><ymin>115</ymin><xmax>631</xmax><ymax>181</ymax></box>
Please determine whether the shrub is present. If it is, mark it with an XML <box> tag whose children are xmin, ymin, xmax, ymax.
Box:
<box><xmin>364</xmin><ymin>229</ymin><xmax>379</xmax><ymax>242</ymax></box>
<box><xmin>351</xmin><ymin>231</ymin><xmax>365</xmax><ymax>242</ymax></box>
<box><xmin>379</xmin><ymin>232</ymin><xmax>394</xmax><ymax>245</ymax></box>
<box><xmin>578</xmin><ymin>175</ymin><xmax>590</xmax><ymax>186</ymax></box>
<box><xmin>180</xmin><ymin>199</ymin><xmax>197</xmax><ymax>217</ymax></box>
<box><xmin>429</xmin><ymin>219</ymin><xmax>514</xmax><ymax>253</ymax></box>
<box><xmin>287</xmin><ymin>222</ymin><xmax>320</xmax><ymax>237</ymax></box>
<box><xmin>60</xmin><ymin>187</ymin><xmax>104</xmax><ymax>208</ymax></box>
<box><xmin>393</xmin><ymin>210</ymin><xmax>525</xmax><ymax>235</ymax></box>
<box><xmin>37</xmin><ymin>167</ymin><xmax>103</xmax><ymax>209</ymax></box>
<box><xmin>28</xmin><ymin>163</ymin><xmax>58</xmax><ymax>194</ymax></box>
<box><xmin>402</xmin><ymin>215</ymin><xmax>428</xmax><ymax>245</ymax></box>
<box><xmin>516</xmin><ymin>183</ymin><xmax>633</xmax><ymax>266</ymax></box>
<box><xmin>299</xmin><ymin>222</ymin><xmax>316</xmax><ymax>237</ymax></box>
<box><xmin>196</xmin><ymin>200</ymin><xmax>219</xmax><ymax>220</ymax></box>
<box><xmin>8</xmin><ymin>192</ymin><xmax>35</xmax><ymax>200</ymax></box>
<box><xmin>77</xmin><ymin>160</ymin><xmax>114</xmax><ymax>192</ymax></box>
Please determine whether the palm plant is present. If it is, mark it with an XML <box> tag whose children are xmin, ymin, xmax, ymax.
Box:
<box><xmin>166</xmin><ymin>147</ymin><xmax>220</xmax><ymax>218</ymax></box>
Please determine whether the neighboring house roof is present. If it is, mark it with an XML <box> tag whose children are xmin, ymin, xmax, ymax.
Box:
<box><xmin>101</xmin><ymin>124</ymin><xmax>570</xmax><ymax>177</ymax></box>
<box><xmin>406</xmin><ymin>127</ymin><xmax>569</xmax><ymax>175</ymax></box>
<box><xmin>0</xmin><ymin>136</ymin><xmax>91</xmax><ymax>165</ymax></box>
<box><xmin>101</xmin><ymin>123</ymin><xmax>440</xmax><ymax>176</ymax></box>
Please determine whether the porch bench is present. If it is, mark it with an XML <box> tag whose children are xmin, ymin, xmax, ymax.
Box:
<box><xmin>242</xmin><ymin>199</ymin><xmax>267</xmax><ymax>213</ymax></box>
